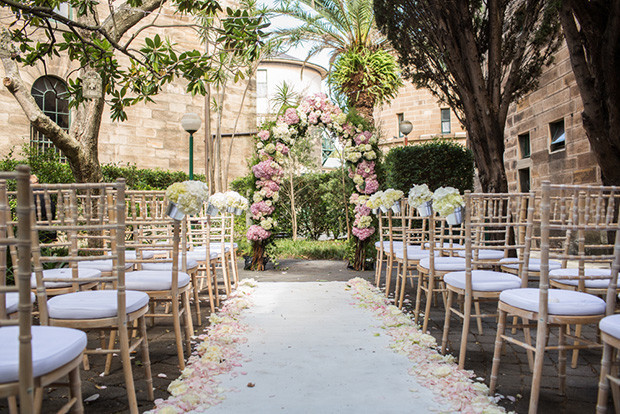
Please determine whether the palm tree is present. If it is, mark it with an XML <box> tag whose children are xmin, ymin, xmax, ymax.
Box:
<box><xmin>270</xmin><ymin>0</ymin><xmax>402</xmax><ymax>124</ymax></box>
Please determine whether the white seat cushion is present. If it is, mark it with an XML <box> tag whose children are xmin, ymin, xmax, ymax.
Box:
<box><xmin>47</xmin><ymin>290</ymin><xmax>149</xmax><ymax>319</ymax></box>
<box><xmin>444</xmin><ymin>270</ymin><xmax>522</xmax><ymax>292</ymax></box>
<box><xmin>186</xmin><ymin>251</ymin><xmax>220</xmax><ymax>262</ymax></box>
<box><xmin>126</xmin><ymin>271</ymin><xmax>191</xmax><ymax>291</ymax></box>
<box><xmin>31</xmin><ymin>268</ymin><xmax>102</xmax><ymax>288</ymax></box>
<box><xmin>394</xmin><ymin>248</ymin><xmax>438</xmax><ymax>260</ymax></box>
<box><xmin>424</xmin><ymin>242</ymin><xmax>465</xmax><ymax>251</ymax></box>
<box><xmin>418</xmin><ymin>257</ymin><xmax>467</xmax><ymax>272</ymax></box>
<box><xmin>551</xmin><ymin>268</ymin><xmax>612</xmax><ymax>289</ymax></box>
<box><xmin>107</xmin><ymin>250</ymin><xmax>155</xmax><ymax>260</ymax></box>
<box><xmin>457</xmin><ymin>249</ymin><xmax>505</xmax><ymax>260</ymax></box>
<box><xmin>5</xmin><ymin>292</ymin><xmax>35</xmax><ymax>314</ymax></box>
<box><xmin>78</xmin><ymin>259</ymin><xmax>134</xmax><ymax>272</ymax></box>
<box><xmin>499</xmin><ymin>257</ymin><xmax>562</xmax><ymax>272</ymax></box>
<box><xmin>600</xmin><ymin>314</ymin><xmax>620</xmax><ymax>340</ymax></box>
<box><xmin>0</xmin><ymin>326</ymin><xmax>86</xmax><ymax>383</ymax></box>
<box><xmin>375</xmin><ymin>241</ymin><xmax>404</xmax><ymax>250</ymax></box>
<box><xmin>499</xmin><ymin>288</ymin><xmax>605</xmax><ymax>316</ymax></box>
<box><xmin>142</xmin><ymin>258</ymin><xmax>198</xmax><ymax>271</ymax></box>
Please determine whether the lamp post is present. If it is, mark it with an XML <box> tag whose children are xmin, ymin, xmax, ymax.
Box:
<box><xmin>399</xmin><ymin>120</ymin><xmax>413</xmax><ymax>146</ymax></box>
<box><xmin>181</xmin><ymin>113</ymin><xmax>202</xmax><ymax>180</ymax></box>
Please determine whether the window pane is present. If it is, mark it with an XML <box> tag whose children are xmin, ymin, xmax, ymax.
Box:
<box><xmin>397</xmin><ymin>113</ymin><xmax>404</xmax><ymax>138</ymax></box>
<box><xmin>549</xmin><ymin>119</ymin><xmax>566</xmax><ymax>152</ymax></box>
<box><xmin>441</xmin><ymin>109</ymin><xmax>450</xmax><ymax>133</ymax></box>
<box><xmin>30</xmin><ymin>76</ymin><xmax>70</xmax><ymax>162</ymax></box>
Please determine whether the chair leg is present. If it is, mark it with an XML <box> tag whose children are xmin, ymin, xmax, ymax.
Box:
<box><xmin>183</xmin><ymin>290</ymin><xmax>194</xmax><ymax>355</ymax></box>
<box><xmin>571</xmin><ymin>323</ymin><xmax>583</xmax><ymax>369</ymax></box>
<box><xmin>489</xmin><ymin>309</ymin><xmax>507</xmax><ymax>394</ymax></box>
<box><xmin>558</xmin><ymin>325</ymin><xmax>567</xmax><ymax>395</ymax></box>
<box><xmin>221</xmin><ymin>254</ymin><xmax>231</xmax><ymax>296</ymax></box>
<box><xmin>34</xmin><ymin>387</ymin><xmax>43</xmax><ymax>414</ymax></box>
<box><xmin>523</xmin><ymin>317</ymin><xmax>535</xmax><ymax>371</ymax></box>
<box><xmin>172</xmin><ymin>295</ymin><xmax>185</xmax><ymax>370</ymax></box>
<box><xmin>458</xmin><ymin>290</ymin><xmax>472</xmax><ymax>370</ymax></box>
<box><xmin>119</xmin><ymin>325</ymin><xmax>139</xmax><ymax>414</ymax></box>
<box><xmin>398</xmin><ymin>266</ymin><xmax>408</xmax><ymax>310</ymax></box>
<box><xmin>190</xmin><ymin>271</ymin><xmax>201</xmax><ymax>326</ymax></box>
<box><xmin>104</xmin><ymin>330</ymin><xmax>117</xmax><ymax>376</ymax></box>
<box><xmin>375</xmin><ymin>249</ymin><xmax>383</xmax><ymax>287</ymax></box>
<box><xmin>205</xmin><ymin>264</ymin><xmax>215</xmax><ymax>313</ymax></box>
<box><xmin>139</xmin><ymin>316</ymin><xmax>154</xmax><ymax>401</ymax></box>
<box><xmin>69</xmin><ymin>365</ymin><xmax>84</xmax><ymax>414</ymax></box>
<box><xmin>8</xmin><ymin>396</ymin><xmax>18</xmax><ymax>414</ymax></box>
<box><xmin>598</xmin><ymin>342</ymin><xmax>614</xmax><ymax>413</ymax></box>
<box><xmin>394</xmin><ymin>262</ymin><xmax>401</xmax><ymax>305</ymax></box>
<box><xmin>422</xmin><ymin>272</ymin><xmax>434</xmax><ymax>333</ymax></box>
<box><xmin>474</xmin><ymin>300</ymin><xmax>483</xmax><ymax>335</ymax></box>
<box><xmin>414</xmin><ymin>271</ymin><xmax>425</xmax><ymax>325</ymax></box>
<box><xmin>441</xmin><ymin>289</ymin><xmax>454</xmax><ymax>355</ymax></box>
<box><xmin>385</xmin><ymin>255</ymin><xmax>393</xmax><ymax>297</ymax></box>
<box><xmin>528</xmin><ymin>322</ymin><xmax>549</xmax><ymax>414</ymax></box>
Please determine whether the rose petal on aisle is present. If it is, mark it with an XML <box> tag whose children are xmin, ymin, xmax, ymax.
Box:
<box><xmin>147</xmin><ymin>279</ymin><xmax>257</xmax><ymax>413</ymax></box>
<box><xmin>346</xmin><ymin>277</ymin><xmax>506</xmax><ymax>414</ymax></box>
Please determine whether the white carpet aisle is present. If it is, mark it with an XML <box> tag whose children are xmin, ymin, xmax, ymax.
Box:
<box><xmin>206</xmin><ymin>281</ymin><xmax>444</xmax><ymax>413</ymax></box>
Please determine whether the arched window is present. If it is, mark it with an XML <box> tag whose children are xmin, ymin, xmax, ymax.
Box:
<box><xmin>30</xmin><ymin>76</ymin><xmax>70</xmax><ymax>160</ymax></box>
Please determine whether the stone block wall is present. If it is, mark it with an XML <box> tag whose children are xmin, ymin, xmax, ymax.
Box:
<box><xmin>373</xmin><ymin>82</ymin><xmax>466</xmax><ymax>150</ymax></box>
<box><xmin>504</xmin><ymin>41</ymin><xmax>600</xmax><ymax>192</ymax></box>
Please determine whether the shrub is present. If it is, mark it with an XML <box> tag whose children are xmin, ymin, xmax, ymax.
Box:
<box><xmin>274</xmin><ymin>239</ymin><xmax>349</xmax><ymax>260</ymax></box>
<box><xmin>384</xmin><ymin>139</ymin><xmax>474</xmax><ymax>192</ymax></box>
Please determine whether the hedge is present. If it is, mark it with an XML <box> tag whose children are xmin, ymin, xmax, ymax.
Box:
<box><xmin>384</xmin><ymin>139</ymin><xmax>474</xmax><ymax>193</ymax></box>
<box><xmin>0</xmin><ymin>146</ymin><xmax>204</xmax><ymax>190</ymax></box>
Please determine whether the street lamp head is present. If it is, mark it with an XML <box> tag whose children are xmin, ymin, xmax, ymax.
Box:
<box><xmin>399</xmin><ymin>120</ymin><xmax>413</xmax><ymax>136</ymax></box>
<box><xmin>181</xmin><ymin>112</ymin><xmax>201</xmax><ymax>133</ymax></box>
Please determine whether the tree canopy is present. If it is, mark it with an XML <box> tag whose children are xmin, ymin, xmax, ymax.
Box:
<box><xmin>374</xmin><ymin>0</ymin><xmax>561</xmax><ymax>192</ymax></box>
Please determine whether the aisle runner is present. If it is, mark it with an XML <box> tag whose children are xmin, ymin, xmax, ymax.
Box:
<box><xmin>150</xmin><ymin>279</ymin><xmax>505</xmax><ymax>413</ymax></box>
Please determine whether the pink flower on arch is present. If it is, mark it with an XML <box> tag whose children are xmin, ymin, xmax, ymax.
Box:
<box><xmin>284</xmin><ymin>107</ymin><xmax>300</xmax><ymax>125</ymax></box>
<box><xmin>352</xmin><ymin>226</ymin><xmax>375</xmax><ymax>240</ymax></box>
<box><xmin>247</xmin><ymin>225</ymin><xmax>271</xmax><ymax>241</ymax></box>
<box><xmin>257</xmin><ymin>130</ymin><xmax>270</xmax><ymax>141</ymax></box>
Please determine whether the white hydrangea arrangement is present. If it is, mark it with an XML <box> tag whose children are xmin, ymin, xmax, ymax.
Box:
<box><xmin>381</xmin><ymin>189</ymin><xmax>404</xmax><ymax>207</ymax></box>
<box><xmin>432</xmin><ymin>186</ymin><xmax>464</xmax><ymax>216</ymax></box>
<box><xmin>408</xmin><ymin>184</ymin><xmax>433</xmax><ymax>207</ymax></box>
<box><xmin>208</xmin><ymin>192</ymin><xmax>227</xmax><ymax>210</ymax></box>
<box><xmin>224</xmin><ymin>191</ymin><xmax>249</xmax><ymax>212</ymax></box>
<box><xmin>366</xmin><ymin>191</ymin><xmax>384</xmax><ymax>210</ymax></box>
<box><xmin>165</xmin><ymin>180</ymin><xmax>209</xmax><ymax>216</ymax></box>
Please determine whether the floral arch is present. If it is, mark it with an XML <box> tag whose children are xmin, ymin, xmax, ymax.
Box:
<box><xmin>246</xmin><ymin>93</ymin><xmax>380</xmax><ymax>270</ymax></box>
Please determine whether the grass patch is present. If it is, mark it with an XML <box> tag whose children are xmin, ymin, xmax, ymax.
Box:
<box><xmin>274</xmin><ymin>239</ymin><xmax>349</xmax><ymax>260</ymax></box>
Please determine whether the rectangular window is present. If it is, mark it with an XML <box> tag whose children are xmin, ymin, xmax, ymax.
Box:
<box><xmin>518</xmin><ymin>132</ymin><xmax>531</xmax><ymax>158</ymax></box>
<box><xmin>397</xmin><ymin>113</ymin><xmax>404</xmax><ymax>138</ymax></box>
<box><xmin>549</xmin><ymin>119</ymin><xmax>566</xmax><ymax>152</ymax></box>
<box><xmin>519</xmin><ymin>168</ymin><xmax>531</xmax><ymax>192</ymax></box>
<box><xmin>441</xmin><ymin>108</ymin><xmax>451</xmax><ymax>134</ymax></box>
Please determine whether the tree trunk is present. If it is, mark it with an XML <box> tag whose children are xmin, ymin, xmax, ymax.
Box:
<box><xmin>464</xmin><ymin>115</ymin><xmax>508</xmax><ymax>193</ymax></box>
<box><xmin>250</xmin><ymin>241</ymin><xmax>265</xmax><ymax>271</ymax></box>
<box><xmin>352</xmin><ymin>238</ymin><xmax>367</xmax><ymax>271</ymax></box>
<box><xmin>560</xmin><ymin>1</ymin><xmax>620</xmax><ymax>186</ymax></box>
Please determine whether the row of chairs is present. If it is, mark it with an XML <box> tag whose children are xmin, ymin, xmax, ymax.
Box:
<box><xmin>374</xmin><ymin>183</ymin><xmax>620</xmax><ymax>413</ymax></box>
<box><xmin>0</xmin><ymin>167</ymin><xmax>240</xmax><ymax>413</ymax></box>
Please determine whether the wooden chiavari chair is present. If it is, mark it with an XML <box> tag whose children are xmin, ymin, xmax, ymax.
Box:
<box><xmin>30</xmin><ymin>181</ymin><xmax>153</xmax><ymax>414</ymax></box>
<box><xmin>441</xmin><ymin>191</ymin><xmax>534</xmax><ymax>369</ymax></box>
<box><xmin>489</xmin><ymin>182</ymin><xmax>620</xmax><ymax>414</ymax></box>
<box><xmin>0</xmin><ymin>166</ymin><xmax>86</xmax><ymax>414</ymax></box>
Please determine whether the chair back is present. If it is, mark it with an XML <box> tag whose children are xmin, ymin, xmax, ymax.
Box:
<box><xmin>29</xmin><ymin>181</ymin><xmax>127</xmax><ymax>325</ymax></box>
<box><xmin>0</xmin><ymin>165</ymin><xmax>34</xmax><ymax>412</ymax></box>
<box><xmin>464</xmin><ymin>191</ymin><xmax>534</xmax><ymax>282</ymax></box>
<box><xmin>540</xmin><ymin>182</ymin><xmax>620</xmax><ymax>318</ymax></box>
